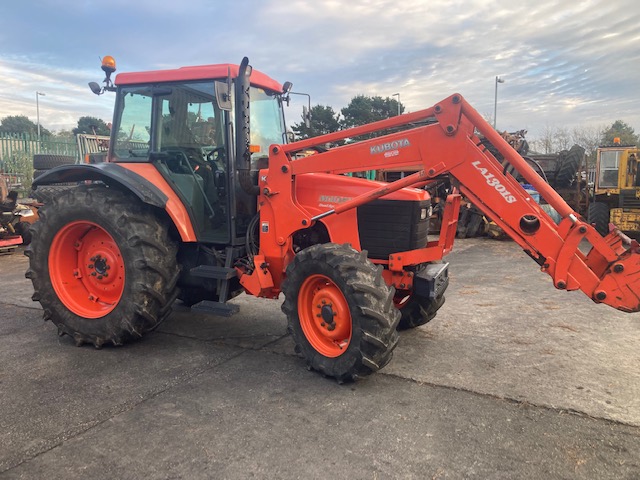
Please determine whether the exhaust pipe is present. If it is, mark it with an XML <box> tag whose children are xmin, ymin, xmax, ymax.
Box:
<box><xmin>235</xmin><ymin>57</ymin><xmax>259</xmax><ymax>195</ymax></box>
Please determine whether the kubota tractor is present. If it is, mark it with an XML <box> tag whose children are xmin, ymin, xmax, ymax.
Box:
<box><xmin>28</xmin><ymin>56</ymin><xmax>640</xmax><ymax>382</ymax></box>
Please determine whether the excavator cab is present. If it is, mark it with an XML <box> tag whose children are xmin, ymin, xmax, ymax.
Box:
<box><xmin>590</xmin><ymin>144</ymin><xmax>640</xmax><ymax>235</ymax></box>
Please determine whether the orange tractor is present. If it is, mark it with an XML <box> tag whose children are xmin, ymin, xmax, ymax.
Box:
<box><xmin>28</xmin><ymin>56</ymin><xmax>640</xmax><ymax>381</ymax></box>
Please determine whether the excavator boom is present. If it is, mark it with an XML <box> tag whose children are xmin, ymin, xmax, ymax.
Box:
<box><xmin>254</xmin><ymin>94</ymin><xmax>640</xmax><ymax>313</ymax></box>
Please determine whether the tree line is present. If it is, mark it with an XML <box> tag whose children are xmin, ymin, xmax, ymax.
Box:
<box><xmin>291</xmin><ymin>95</ymin><xmax>403</xmax><ymax>141</ymax></box>
<box><xmin>290</xmin><ymin>95</ymin><xmax>639</xmax><ymax>163</ymax></box>
<box><xmin>3</xmin><ymin>97</ymin><xmax>637</xmax><ymax>162</ymax></box>
<box><xmin>529</xmin><ymin>120</ymin><xmax>638</xmax><ymax>162</ymax></box>
<box><xmin>0</xmin><ymin>115</ymin><xmax>111</xmax><ymax>138</ymax></box>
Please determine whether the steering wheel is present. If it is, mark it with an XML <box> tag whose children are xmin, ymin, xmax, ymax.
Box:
<box><xmin>206</xmin><ymin>147</ymin><xmax>226</xmax><ymax>163</ymax></box>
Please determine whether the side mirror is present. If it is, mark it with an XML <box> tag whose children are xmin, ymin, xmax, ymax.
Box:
<box><xmin>88</xmin><ymin>82</ymin><xmax>102</xmax><ymax>95</ymax></box>
<box><xmin>214</xmin><ymin>80</ymin><xmax>232</xmax><ymax>111</ymax></box>
<box><xmin>281</xmin><ymin>81</ymin><xmax>293</xmax><ymax>106</ymax></box>
<box><xmin>286</xmin><ymin>131</ymin><xmax>295</xmax><ymax>143</ymax></box>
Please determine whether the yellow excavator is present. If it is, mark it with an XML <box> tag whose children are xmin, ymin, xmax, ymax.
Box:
<box><xmin>589</xmin><ymin>138</ymin><xmax>640</xmax><ymax>236</ymax></box>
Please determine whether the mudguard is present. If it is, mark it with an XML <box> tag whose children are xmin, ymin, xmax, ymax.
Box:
<box><xmin>32</xmin><ymin>163</ymin><xmax>168</xmax><ymax>208</ymax></box>
<box><xmin>32</xmin><ymin>162</ymin><xmax>198</xmax><ymax>241</ymax></box>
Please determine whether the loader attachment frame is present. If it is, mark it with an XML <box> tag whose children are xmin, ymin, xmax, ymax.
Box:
<box><xmin>246</xmin><ymin>94</ymin><xmax>640</xmax><ymax>313</ymax></box>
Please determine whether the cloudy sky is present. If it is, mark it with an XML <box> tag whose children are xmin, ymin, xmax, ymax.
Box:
<box><xmin>1</xmin><ymin>0</ymin><xmax>638</xmax><ymax>141</ymax></box>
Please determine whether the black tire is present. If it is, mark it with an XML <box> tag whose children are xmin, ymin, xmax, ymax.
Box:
<box><xmin>30</xmin><ymin>185</ymin><xmax>77</xmax><ymax>203</ymax></box>
<box><xmin>396</xmin><ymin>293</ymin><xmax>445</xmax><ymax>330</ymax></box>
<box><xmin>25</xmin><ymin>185</ymin><xmax>179</xmax><ymax>347</ymax></box>
<box><xmin>479</xmin><ymin>138</ymin><xmax>504</xmax><ymax>161</ymax></box>
<box><xmin>33</xmin><ymin>154</ymin><xmax>76</xmax><ymax>170</ymax></box>
<box><xmin>281</xmin><ymin>243</ymin><xmax>400</xmax><ymax>382</ymax></box>
<box><xmin>466</xmin><ymin>210</ymin><xmax>485</xmax><ymax>237</ymax></box>
<box><xmin>456</xmin><ymin>205</ymin><xmax>471</xmax><ymax>239</ymax></box>
<box><xmin>554</xmin><ymin>145</ymin><xmax>584</xmax><ymax>188</ymax></box>
<box><xmin>588</xmin><ymin>202</ymin><xmax>610</xmax><ymax>236</ymax></box>
<box><xmin>456</xmin><ymin>205</ymin><xmax>485</xmax><ymax>238</ymax></box>
<box><xmin>14</xmin><ymin>221</ymin><xmax>32</xmax><ymax>245</ymax></box>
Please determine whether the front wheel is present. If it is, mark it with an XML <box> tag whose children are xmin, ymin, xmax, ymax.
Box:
<box><xmin>282</xmin><ymin>243</ymin><xmax>400</xmax><ymax>382</ymax></box>
<box><xmin>395</xmin><ymin>292</ymin><xmax>445</xmax><ymax>330</ymax></box>
<box><xmin>25</xmin><ymin>185</ymin><xmax>179</xmax><ymax>347</ymax></box>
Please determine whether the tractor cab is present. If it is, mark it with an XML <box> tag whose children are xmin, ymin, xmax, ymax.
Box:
<box><xmin>107</xmin><ymin>58</ymin><xmax>290</xmax><ymax>245</ymax></box>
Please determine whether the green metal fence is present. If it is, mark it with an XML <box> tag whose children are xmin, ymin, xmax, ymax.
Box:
<box><xmin>0</xmin><ymin>132</ymin><xmax>78</xmax><ymax>194</ymax></box>
<box><xmin>0</xmin><ymin>132</ymin><xmax>78</xmax><ymax>160</ymax></box>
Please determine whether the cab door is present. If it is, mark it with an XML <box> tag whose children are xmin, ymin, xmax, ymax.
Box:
<box><xmin>156</xmin><ymin>83</ymin><xmax>230</xmax><ymax>243</ymax></box>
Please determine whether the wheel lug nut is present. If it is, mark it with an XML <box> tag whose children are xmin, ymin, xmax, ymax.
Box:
<box><xmin>97</xmin><ymin>275</ymin><xmax>103</xmax><ymax>280</ymax></box>
<box><xmin>88</xmin><ymin>264</ymin><xmax>94</xmax><ymax>269</ymax></box>
<box><xmin>91</xmin><ymin>272</ymin><xmax>97</xmax><ymax>276</ymax></box>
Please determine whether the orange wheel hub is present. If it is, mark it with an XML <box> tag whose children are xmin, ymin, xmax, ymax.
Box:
<box><xmin>49</xmin><ymin>221</ymin><xmax>124</xmax><ymax>318</ymax></box>
<box><xmin>298</xmin><ymin>274</ymin><xmax>351</xmax><ymax>357</ymax></box>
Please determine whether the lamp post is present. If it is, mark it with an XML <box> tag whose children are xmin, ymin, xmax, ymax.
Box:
<box><xmin>392</xmin><ymin>92</ymin><xmax>400</xmax><ymax>116</ymax></box>
<box><xmin>36</xmin><ymin>91</ymin><xmax>46</xmax><ymax>141</ymax></box>
<box><xmin>493</xmin><ymin>76</ymin><xmax>504</xmax><ymax>129</ymax></box>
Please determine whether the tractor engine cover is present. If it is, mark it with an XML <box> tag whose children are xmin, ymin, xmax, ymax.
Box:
<box><xmin>294</xmin><ymin>173</ymin><xmax>432</xmax><ymax>259</ymax></box>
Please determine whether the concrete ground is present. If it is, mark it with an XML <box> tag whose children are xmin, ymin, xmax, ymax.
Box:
<box><xmin>0</xmin><ymin>238</ymin><xmax>639</xmax><ymax>479</ymax></box>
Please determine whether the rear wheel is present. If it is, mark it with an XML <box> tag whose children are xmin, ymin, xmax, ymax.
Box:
<box><xmin>14</xmin><ymin>221</ymin><xmax>32</xmax><ymax>245</ymax></box>
<box><xmin>282</xmin><ymin>243</ymin><xmax>400</xmax><ymax>382</ymax></box>
<box><xmin>25</xmin><ymin>185</ymin><xmax>179</xmax><ymax>347</ymax></box>
<box><xmin>588</xmin><ymin>202</ymin><xmax>610</xmax><ymax>236</ymax></box>
<box><xmin>31</xmin><ymin>185</ymin><xmax>77</xmax><ymax>203</ymax></box>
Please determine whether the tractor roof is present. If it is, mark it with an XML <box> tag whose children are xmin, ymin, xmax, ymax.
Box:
<box><xmin>115</xmin><ymin>64</ymin><xmax>283</xmax><ymax>93</ymax></box>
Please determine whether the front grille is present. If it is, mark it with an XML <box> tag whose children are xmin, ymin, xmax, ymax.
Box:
<box><xmin>621</xmin><ymin>189</ymin><xmax>640</xmax><ymax>211</ymax></box>
<box><xmin>357</xmin><ymin>199</ymin><xmax>430</xmax><ymax>259</ymax></box>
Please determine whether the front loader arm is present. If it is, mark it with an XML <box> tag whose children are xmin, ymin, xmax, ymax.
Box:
<box><xmin>258</xmin><ymin>94</ymin><xmax>640</xmax><ymax>312</ymax></box>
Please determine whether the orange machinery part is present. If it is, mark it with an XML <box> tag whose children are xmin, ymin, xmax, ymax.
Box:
<box><xmin>242</xmin><ymin>94</ymin><xmax>640</xmax><ymax>313</ymax></box>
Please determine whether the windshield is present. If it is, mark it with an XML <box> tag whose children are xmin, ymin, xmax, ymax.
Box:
<box><xmin>250</xmin><ymin>87</ymin><xmax>286</xmax><ymax>157</ymax></box>
<box><xmin>112</xmin><ymin>86</ymin><xmax>154</xmax><ymax>158</ymax></box>
<box><xmin>598</xmin><ymin>150</ymin><xmax>620</xmax><ymax>189</ymax></box>
<box><xmin>113</xmin><ymin>83</ymin><xmax>285</xmax><ymax>160</ymax></box>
